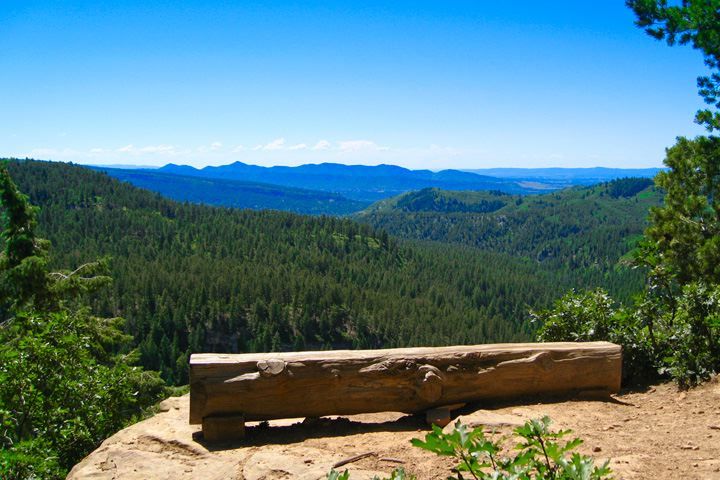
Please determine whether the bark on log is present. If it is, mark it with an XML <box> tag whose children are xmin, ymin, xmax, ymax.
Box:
<box><xmin>189</xmin><ymin>342</ymin><xmax>621</xmax><ymax>425</ymax></box>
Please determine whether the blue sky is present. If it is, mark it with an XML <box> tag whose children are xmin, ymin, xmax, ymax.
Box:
<box><xmin>0</xmin><ymin>1</ymin><xmax>707</xmax><ymax>169</ymax></box>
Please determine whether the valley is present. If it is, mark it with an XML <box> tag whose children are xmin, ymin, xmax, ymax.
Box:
<box><xmin>3</xmin><ymin>159</ymin><xmax>658</xmax><ymax>385</ymax></box>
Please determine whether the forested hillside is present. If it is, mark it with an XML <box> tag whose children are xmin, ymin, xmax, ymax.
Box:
<box><xmin>357</xmin><ymin>178</ymin><xmax>662</xmax><ymax>302</ymax></box>
<box><xmin>4</xmin><ymin>160</ymin><xmax>573</xmax><ymax>385</ymax></box>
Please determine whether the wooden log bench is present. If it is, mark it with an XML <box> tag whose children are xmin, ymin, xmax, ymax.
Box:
<box><xmin>189</xmin><ymin>341</ymin><xmax>621</xmax><ymax>441</ymax></box>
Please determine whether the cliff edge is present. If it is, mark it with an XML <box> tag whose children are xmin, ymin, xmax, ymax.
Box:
<box><xmin>68</xmin><ymin>379</ymin><xmax>720</xmax><ymax>479</ymax></box>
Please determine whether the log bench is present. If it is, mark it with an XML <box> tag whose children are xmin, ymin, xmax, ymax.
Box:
<box><xmin>189</xmin><ymin>341</ymin><xmax>621</xmax><ymax>441</ymax></box>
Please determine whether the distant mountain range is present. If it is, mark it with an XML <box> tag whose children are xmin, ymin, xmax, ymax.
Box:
<box><xmin>155</xmin><ymin>161</ymin><xmax>543</xmax><ymax>201</ymax></box>
<box><xmin>93</xmin><ymin>161</ymin><xmax>664</xmax><ymax>215</ymax></box>
<box><xmin>91</xmin><ymin>167</ymin><xmax>369</xmax><ymax>215</ymax></box>
<box><xmin>463</xmin><ymin>167</ymin><xmax>664</xmax><ymax>188</ymax></box>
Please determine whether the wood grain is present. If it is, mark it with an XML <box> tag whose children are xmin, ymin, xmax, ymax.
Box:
<box><xmin>189</xmin><ymin>342</ymin><xmax>622</xmax><ymax>424</ymax></box>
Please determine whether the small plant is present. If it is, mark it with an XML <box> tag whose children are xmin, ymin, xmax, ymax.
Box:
<box><xmin>412</xmin><ymin>416</ymin><xmax>611</xmax><ymax>479</ymax></box>
<box><xmin>327</xmin><ymin>417</ymin><xmax>610</xmax><ymax>480</ymax></box>
<box><xmin>327</xmin><ymin>469</ymin><xmax>350</xmax><ymax>480</ymax></box>
<box><xmin>327</xmin><ymin>467</ymin><xmax>413</xmax><ymax>480</ymax></box>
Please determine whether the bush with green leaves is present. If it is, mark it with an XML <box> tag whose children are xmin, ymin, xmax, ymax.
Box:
<box><xmin>531</xmin><ymin>288</ymin><xmax>656</xmax><ymax>384</ymax></box>
<box><xmin>412</xmin><ymin>416</ymin><xmax>610</xmax><ymax>480</ymax></box>
<box><xmin>327</xmin><ymin>417</ymin><xmax>610</xmax><ymax>480</ymax></box>
<box><xmin>533</xmin><ymin>282</ymin><xmax>720</xmax><ymax>387</ymax></box>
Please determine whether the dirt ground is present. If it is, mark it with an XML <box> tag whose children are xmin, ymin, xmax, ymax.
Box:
<box><xmin>68</xmin><ymin>377</ymin><xmax>720</xmax><ymax>480</ymax></box>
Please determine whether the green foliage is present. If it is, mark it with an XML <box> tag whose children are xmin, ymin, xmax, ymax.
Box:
<box><xmin>0</xmin><ymin>438</ymin><xmax>64</xmax><ymax>480</ymax></box>
<box><xmin>327</xmin><ymin>467</ymin><xmax>413</xmax><ymax>480</ymax></box>
<box><xmin>533</xmin><ymin>289</ymin><xmax>656</xmax><ymax>383</ymax></box>
<box><xmin>0</xmin><ymin>310</ymin><xmax>166</xmax><ymax>475</ymax></box>
<box><xmin>411</xmin><ymin>417</ymin><xmax>611</xmax><ymax>480</ymax></box>
<box><xmin>0</xmin><ymin>166</ymin><xmax>167</xmax><ymax>478</ymax></box>
<box><xmin>327</xmin><ymin>419</ymin><xmax>610</xmax><ymax>480</ymax></box>
<box><xmin>657</xmin><ymin>282</ymin><xmax>720</xmax><ymax>386</ymax></box>
<box><xmin>359</xmin><ymin>179</ymin><xmax>662</xmax><ymax>303</ymax></box>
<box><xmin>533</xmin><ymin>289</ymin><xmax>619</xmax><ymax>342</ymax></box>
<box><xmin>534</xmin><ymin>282</ymin><xmax>720</xmax><ymax>386</ymax></box>
<box><xmin>628</xmin><ymin>0</ymin><xmax>720</xmax><ymax>130</ymax></box>
<box><xmin>606</xmin><ymin>177</ymin><xmax>654</xmax><ymax>199</ymax></box>
<box><xmin>395</xmin><ymin>188</ymin><xmax>507</xmax><ymax>213</ymax></box>
<box><xmin>645</xmin><ymin>136</ymin><xmax>720</xmax><ymax>284</ymax></box>
<box><xmin>327</xmin><ymin>469</ymin><xmax>351</xmax><ymax>480</ymax></box>
<box><xmin>0</xmin><ymin>165</ymin><xmax>51</xmax><ymax>314</ymax></box>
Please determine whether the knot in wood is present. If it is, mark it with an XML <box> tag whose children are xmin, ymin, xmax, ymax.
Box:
<box><xmin>416</xmin><ymin>364</ymin><xmax>443</xmax><ymax>402</ymax></box>
<box><xmin>257</xmin><ymin>358</ymin><xmax>286</xmax><ymax>377</ymax></box>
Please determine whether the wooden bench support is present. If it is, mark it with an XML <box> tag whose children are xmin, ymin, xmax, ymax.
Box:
<box><xmin>190</xmin><ymin>342</ymin><xmax>622</xmax><ymax>439</ymax></box>
<box><xmin>425</xmin><ymin>403</ymin><xmax>466</xmax><ymax>427</ymax></box>
<box><xmin>202</xmin><ymin>414</ymin><xmax>245</xmax><ymax>442</ymax></box>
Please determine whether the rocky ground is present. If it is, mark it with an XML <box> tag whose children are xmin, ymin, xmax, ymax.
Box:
<box><xmin>68</xmin><ymin>377</ymin><xmax>720</xmax><ymax>479</ymax></box>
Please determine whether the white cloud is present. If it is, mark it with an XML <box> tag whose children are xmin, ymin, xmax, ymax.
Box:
<box><xmin>338</xmin><ymin>140</ymin><xmax>389</xmax><ymax>152</ymax></box>
<box><xmin>252</xmin><ymin>138</ymin><xmax>287</xmax><ymax>151</ymax></box>
<box><xmin>263</xmin><ymin>137</ymin><xmax>286</xmax><ymax>150</ymax></box>
<box><xmin>140</xmin><ymin>144</ymin><xmax>176</xmax><ymax>154</ymax></box>
<box><xmin>210</xmin><ymin>141</ymin><xmax>223</xmax><ymax>151</ymax></box>
<box><xmin>89</xmin><ymin>148</ymin><xmax>105</xmax><ymax>153</ymax></box>
<box><xmin>115</xmin><ymin>144</ymin><xmax>181</xmax><ymax>155</ymax></box>
<box><xmin>312</xmin><ymin>140</ymin><xmax>331</xmax><ymax>151</ymax></box>
<box><xmin>232</xmin><ymin>145</ymin><xmax>245</xmax><ymax>153</ymax></box>
<box><xmin>288</xmin><ymin>143</ymin><xmax>307</xmax><ymax>151</ymax></box>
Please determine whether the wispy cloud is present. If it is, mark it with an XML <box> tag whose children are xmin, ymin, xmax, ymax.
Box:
<box><xmin>338</xmin><ymin>140</ymin><xmax>389</xmax><ymax>152</ymax></box>
<box><xmin>312</xmin><ymin>140</ymin><xmax>331</xmax><ymax>151</ymax></box>
<box><xmin>140</xmin><ymin>144</ymin><xmax>176</xmax><ymax>154</ymax></box>
<box><xmin>116</xmin><ymin>144</ymin><xmax>183</xmax><ymax>155</ymax></box>
<box><xmin>210</xmin><ymin>141</ymin><xmax>223</xmax><ymax>151</ymax></box>
<box><xmin>263</xmin><ymin>138</ymin><xmax>286</xmax><ymax>150</ymax></box>
<box><xmin>288</xmin><ymin>143</ymin><xmax>307</xmax><ymax>151</ymax></box>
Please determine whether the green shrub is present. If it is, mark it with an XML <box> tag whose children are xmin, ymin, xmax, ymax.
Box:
<box><xmin>327</xmin><ymin>417</ymin><xmax>610</xmax><ymax>480</ymax></box>
<box><xmin>412</xmin><ymin>416</ymin><xmax>610</xmax><ymax>480</ymax></box>
<box><xmin>533</xmin><ymin>284</ymin><xmax>720</xmax><ymax>387</ymax></box>
<box><xmin>0</xmin><ymin>309</ymin><xmax>167</xmax><ymax>476</ymax></box>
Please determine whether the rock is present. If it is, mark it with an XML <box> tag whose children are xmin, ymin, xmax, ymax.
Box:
<box><xmin>593</xmin><ymin>446</ymin><xmax>602</xmax><ymax>453</ymax></box>
<box><xmin>443</xmin><ymin>410</ymin><xmax>525</xmax><ymax>434</ymax></box>
<box><xmin>157</xmin><ymin>396</ymin><xmax>183</xmax><ymax>412</ymax></box>
<box><xmin>242</xmin><ymin>447</ymin><xmax>336</xmax><ymax>480</ymax></box>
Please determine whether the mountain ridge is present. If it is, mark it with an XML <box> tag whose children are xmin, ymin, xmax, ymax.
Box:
<box><xmin>155</xmin><ymin>161</ymin><xmax>545</xmax><ymax>201</ymax></box>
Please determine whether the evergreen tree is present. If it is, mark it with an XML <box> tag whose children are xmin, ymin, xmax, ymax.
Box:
<box><xmin>0</xmin><ymin>166</ymin><xmax>166</xmax><ymax>479</ymax></box>
<box><xmin>628</xmin><ymin>0</ymin><xmax>720</xmax><ymax>130</ymax></box>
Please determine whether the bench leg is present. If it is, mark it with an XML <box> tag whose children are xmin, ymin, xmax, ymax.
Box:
<box><xmin>425</xmin><ymin>402</ymin><xmax>466</xmax><ymax>427</ymax></box>
<box><xmin>202</xmin><ymin>414</ymin><xmax>246</xmax><ymax>441</ymax></box>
